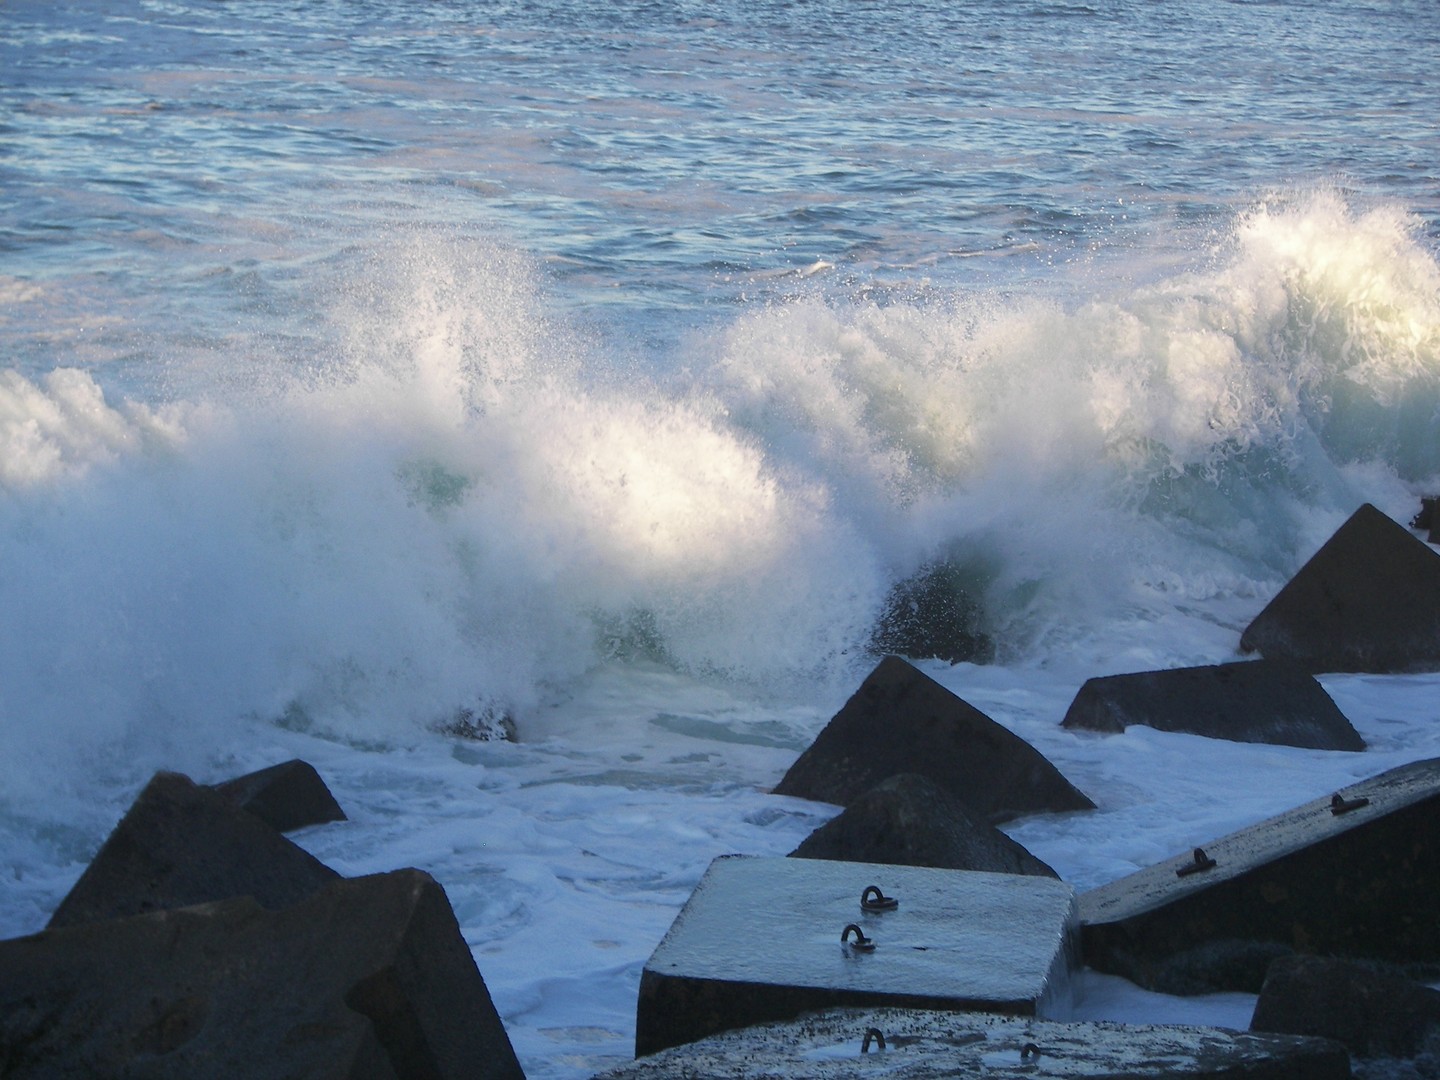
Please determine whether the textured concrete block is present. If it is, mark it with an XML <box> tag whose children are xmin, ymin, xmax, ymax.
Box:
<box><xmin>0</xmin><ymin>869</ymin><xmax>524</xmax><ymax>1080</ymax></box>
<box><xmin>789</xmin><ymin>773</ymin><xmax>1057</xmax><ymax>877</ymax></box>
<box><xmin>1251</xmin><ymin>955</ymin><xmax>1440</xmax><ymax>1060</ymax></box>
<box><xmin>48</xmin><ymin>770</ymin><xmax>339</xmax><ymax>929</ymax></box>
<box><xmin>636</xmin><ymin>855</ymin><xmax>1077</xmax><ymax>1056</ymax></box>
<box><xmin>1239</xmin><ymin>503</ymin><xmax>1440</xmax><ymax>673</ymax></box>
<box><xmin>1079</xmin><ymin>757</ymin><xmax>1440</xmax><ymax>994</ymax></box>
<box><xmin>211</xmin><ymin>758</ymin><xmax>347</xmax><ymax>833</ymax></box>
<box><xmin>774</xmin><ymin>656</ymin><xmax>1095</xmax><ymax>824</ymax></box>
<box><xmin>604</xmin><ymin>1006</ymin><xmax>1350</xmax><ymax>1080</ymax></box>
<box><xmin>1060</xmin><ymin>660</ymin><xmax>1364</xmax><ymax>750</ymax></box>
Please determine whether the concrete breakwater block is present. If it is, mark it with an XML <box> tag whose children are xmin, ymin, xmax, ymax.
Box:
<box><xmin>1078</xmin><ymin>756</ymin><xmax>1440</xmax><ymax>994</ymax></box>
<box><xmin>1251</xmin><ymin>954</ymin><xmax>1440</xmax><ymax>1061</ymax></box>
<box><xmin>48</xmin><ymin>770</ymin><xmax>339</xmax><ymax>930</ymax></box>
<box><xmin>0</xmin><ymin>869</ymin><xmax>525</xmax><ymax>1079</ymax></box>
<box><xmin>789</xmin><ymin>773</ymin><xmax>1058</xmax><ymax>878</ymax></box>
<box><xmin>635</xmin><ymin>855</ymin><xmax>1078</xmax><ymax>1056</ymax></box>
<box><xmin>773</xmin><ymin>655</ymin><xmax>1095</xmax><ymax>824</ymax></box>
<box><xmin>1060</xmin><ymin>660</ymin><xmax>1365</xmax><ymax>751</ymax></box>
<box><xmin>210</xmin><ymin>758</ymin><xmax>348</xmax><ymax>833</ymax></box>
<box><xmin>1239</xmin><ymin>503</ymin><xmax>1440</xmax><ymax>673</ymax></box>
<box><xmin>604</xmin><ymin>1006</ymin><xmax>1350</xmax><ymax>1080</ymax></box>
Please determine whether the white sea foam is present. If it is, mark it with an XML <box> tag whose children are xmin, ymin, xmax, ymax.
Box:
<box><xmin>1</xmin><ymin>195</ymin><xmax>1438</xmax><ymax>1079</ymax></box>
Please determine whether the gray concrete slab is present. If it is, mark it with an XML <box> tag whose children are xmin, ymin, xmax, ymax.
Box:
<box><xmin>636</xmin><ymin>856</ymin><xmax>1077</xmax><ymax>1055</ymax></box>
<box><xmin>604</xmin><ymin>1006</ymin><xmax>1350</xmax><ymax>1079</ymax></box>
<box><xmin>1079</xmin><ymin>756</ymin><xmax>1440</xmax><ymax>993</ymax></box>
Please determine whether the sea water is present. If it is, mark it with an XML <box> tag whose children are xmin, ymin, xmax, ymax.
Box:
<box><xmin>3</xmin><ymin>1</ymin><xmax>1439</xmax><ymax>1076</ymax></box>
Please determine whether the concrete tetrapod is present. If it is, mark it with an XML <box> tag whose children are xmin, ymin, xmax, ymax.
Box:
<box><xmin>636</xmin><ymin>855</ymin><xmax>1077</xmax><ymax>1056</ymax></box>
<box><xmin>604</xmin><ymin>1006</ymin><xmax>1349</xmax><ymax>1080</ymax></box>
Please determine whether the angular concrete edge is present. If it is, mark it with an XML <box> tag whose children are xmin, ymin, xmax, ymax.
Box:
<box><xmin>211</xmin><ymin>758</ymin><xmax>348</xmax><ymax>832</ymax></box>
<box><xmin>1078</xmin><ymin>756</ymin><xmax>1440</xmax><ymax>993</ymax></box>
<box><xmin>1</xmin><ymin>869</ymin><xmax>525</xmax><ymax>1079</ymax></box>
<box><xmin>47</xmin><ymin>769</ymin><xmax>339</xmax><ymax>929</ymax></box>
<box><xmin>637</xmin><ymin>855</ymin><xmax>1078</xmax><ymax>1055</ymax></box>
<box><xmin>608</xmin><ymin>1006</ymin><xmax>1351</xmax><ymax>1079</ymax></box>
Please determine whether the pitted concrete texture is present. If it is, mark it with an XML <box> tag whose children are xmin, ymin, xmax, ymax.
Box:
<box><xmin>1079</xmin><ymin>756</ymin><xmax>1440</xmax><ymax>993</ymax></box>
<box><xmin>637</xmin><ymin>856</ymin><xmax>1077</xmax><ymax>1055</ymax></box>
<box><xmin>603</xmin><ymin>1007</ymin><xmax>1350</xmax><ymax>1079</ymax></box>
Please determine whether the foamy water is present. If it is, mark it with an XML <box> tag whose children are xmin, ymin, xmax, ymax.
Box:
<box><xmin>3</xmin><ymin>1</ymin><xmax>1440</xmax><ymax>1075</ymax></box>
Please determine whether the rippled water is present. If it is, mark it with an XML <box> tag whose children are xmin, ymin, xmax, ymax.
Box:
<box><xmin>5</xmin><ymin>0</ymin><xmax>1439</xmax><ymax>385</ymax></box>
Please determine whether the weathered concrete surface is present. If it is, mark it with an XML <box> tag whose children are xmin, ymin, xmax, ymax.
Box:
<box><xmin>605</xmin><ymin>1006</ymin><xmax>1350</xmax><ymax>1080</ymax></box>
<box><xmin>1239</xmin><ymin>503</ymin><xmax>1440</xmax><ymax>673</ymax></box>
<box><xmin>1251</xmin><ymin>955</ymin><xmax>1440</xmax><ymax>1059</ymax></box>
<box><xmin>1061</xmin><ymin>660</ymin><xmax>1365</xmax><ymax>750</ymax></box>
<box><xmin>0</xmin><ymin>869</ymin><xmax>525</xmax><ymax>1080</ymax></box>
<box><xmin>48</xmin><ymin>770</ymin><xmax>339</xmax><ymax>929</ymax></box>
<box><xmin>773</xmin><ymin>656</ymin><xmax>1095</xmax><ymax>824</ymax></box>
<box><xmin>636</xmin><ymin>855</ymin><xmax>1077</xmax><ymax>1056</ymax></box>
<box><xmin>789</xmin><ymin>773</ymin><xmax>1058</xmax><ymax>877</ymax></box>
<box><xmin>211</xmin><ymin>758</ymin><xmax>348</xmax><ymax>833</ymax></box>
<box><xmin>1078</xmin><ymin>757</ymin><xmax>1440</xmax><ymax>994</ymax></box>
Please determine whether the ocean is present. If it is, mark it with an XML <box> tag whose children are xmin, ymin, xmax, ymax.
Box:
<box><xmin>3</xmin><ymin>0</ymin><xmax>1439</xmax><ymax>1075</ymax></box>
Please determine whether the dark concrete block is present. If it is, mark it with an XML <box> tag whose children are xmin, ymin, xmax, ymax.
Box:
<box><xmin>1060</xmin><ymin>660</ymin><xmax>1365</xmax><ymax>751</ymax></box>
<box><xmin>1239</xmin><ymin>503</ymin><xmax>1440</xmax><ymax>673</ymax></box>
<box><xmin>869</xmin><ymin>560</ymin><xmax>995</xmax><ymax>664</ymax></box>
<box><xmin>0</xmin><ymin>869</ymin><xmax>524</xmax><ymax>1080</ymax></box>
<box><xmin>1078</xmin><ymin>757</ymin><xmax>1440</xmax><ymax>994</ymax></box>
<box><xmin>773</xmin><ymin>656</ymin><xmax>1094</xmax><ymax>824</ymax></box>
<box><xmin>604</xmin><ymin>1006</ymin><xmax>1351</xmax><ymax>1080</ymax></box>
<box><xmin>635</xmin><ymin>855</ymin><xmax>1077</xmax><ymax>1056</ymax></box>
<box><xmin>211</xmin><ymin>758</ymin><xmax>348</xmax><ymax>833</ymax></box>
<box><xmin>789</xmin><ymin>773</ymin><xmax>1058</xmax><ymax>877</ymax></box>
<box><xmin>47</xmin><ymin>770</ymin><xmax>339</xmax><ymax>929</ymax></box>
<box><xmin>1251</xmin><ymin>955</ymin><xmax>1440</xmax><ymax>1060</ymax></box>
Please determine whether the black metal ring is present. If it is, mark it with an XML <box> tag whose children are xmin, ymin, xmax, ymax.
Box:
<box><xmin>861</xmin><ymin>885</ymin><xmax>899</xmax><ymax>912</ymax></box>
<box><xmin>861</xmin><ymin>1028</ymin><xmax>886</xmax><ymax>1053</ymax></box>
<box><xmin>1021</xmin><ymin>1042</ymin><xmax>1041</xmax><ymax>1060</ymax></box>
<box><xmin>841</xmin><ymin>923</ymin><xmax>875</xmax><ymax>950</ymax></box>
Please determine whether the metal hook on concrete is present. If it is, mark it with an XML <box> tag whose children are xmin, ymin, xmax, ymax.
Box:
<box><xmin>1330</xmin><ymin>792</ymin><xmax>1370</xmax><ymax>815</ymax></box>
<box><xmin>861</xmin><ymin>885</ymin><xmax>899</xmax><ymax>912</ymax></box>
<box><xmin>1175</xmin><ymin>847</ymin><xmax>1217</xmax><ymax>877</ymax></box>
<box><xmin>1021</xmin><ymin>1042</ymin><xmax>1041</xmax><ymax>1061</ymax></box>
<box><xmin>841</xmin><ymin>923</ymin><xmax>876</xmax><ymax>951</ymax></box>
<box><xmin>861</xmin><ymin>1028</ymin><xmax>886</xmax><ymax>1053</ymax></box>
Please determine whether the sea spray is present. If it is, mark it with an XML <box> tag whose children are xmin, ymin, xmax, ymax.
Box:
<box><xmin>1</xmin><ymin>195</ymin><xmax>1437</xmax><ymax>810</ymax></box>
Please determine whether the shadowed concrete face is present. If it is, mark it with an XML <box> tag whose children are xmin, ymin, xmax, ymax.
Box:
<box><xmin>47</xmin><ymin>770</ymin><xmax>340</xmax><ymax>930</ymax></box>
<box><xmin>774</xmin><ymin>655</ymin><xmax>1095</xmax><ymax>824</ymax></box>
<box><xmin>1079</xmin><ymin>756</ymin><xmax>1440</xmax><ymax>994</ymax></box>
<box><xmin>210</xmin><ymin>758</ymin><xmax>348</xmax><ymax>833</ymax></box>
<box><xmin>606</xmin><ymin>1006</ymin><xmax>1350</xmax><ymax>1080</ymax></box>
<box><xmin>636</xmin><ymin>855</ymin><xmax>1077</xmax><ymax>1056</ymax></box>
<box><xmin>1060</xmin><ymin>659</ymin><xmax>1364</xmax><ymax>750</ymax></box>
<box><xmin>1239</xmin><ymin>503</ymin><xmax>1440</xmax><ymax>673</ymax></box>
<box><xmin>0</xmin><ymin>870</ymin><xmax>525</xmax><ymax>1080</ymax></box>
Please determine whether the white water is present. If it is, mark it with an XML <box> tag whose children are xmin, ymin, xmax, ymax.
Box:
<box><xmin>3</xmin><ymin>191</ymin><xmax>1440</xmax><ymax>1075</ymax></box>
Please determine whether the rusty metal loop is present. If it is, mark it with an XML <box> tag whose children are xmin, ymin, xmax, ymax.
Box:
<box><xmin>841</xmin><ymin>923</ymin><xmax>875</xmax><ymax>950</ymax></box>
<box><xmin>1175</xmin><ymin>846</ymin><xmax>1217</xmax><ymax>878</ymax></box>
<box><xmin>1330</xmin><ymin>792</ymin><xmax>1370</xmax><ymax>816</ymax></box>
<box><xmin>861</xmin><ymin>1028</ymin><xmax>886</xmax><ymax>1053</ymax></box>
<box><xmin>861</xmin><ymin>885</ymin><xmax>899</xmax><ymax>912</ymax></box>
